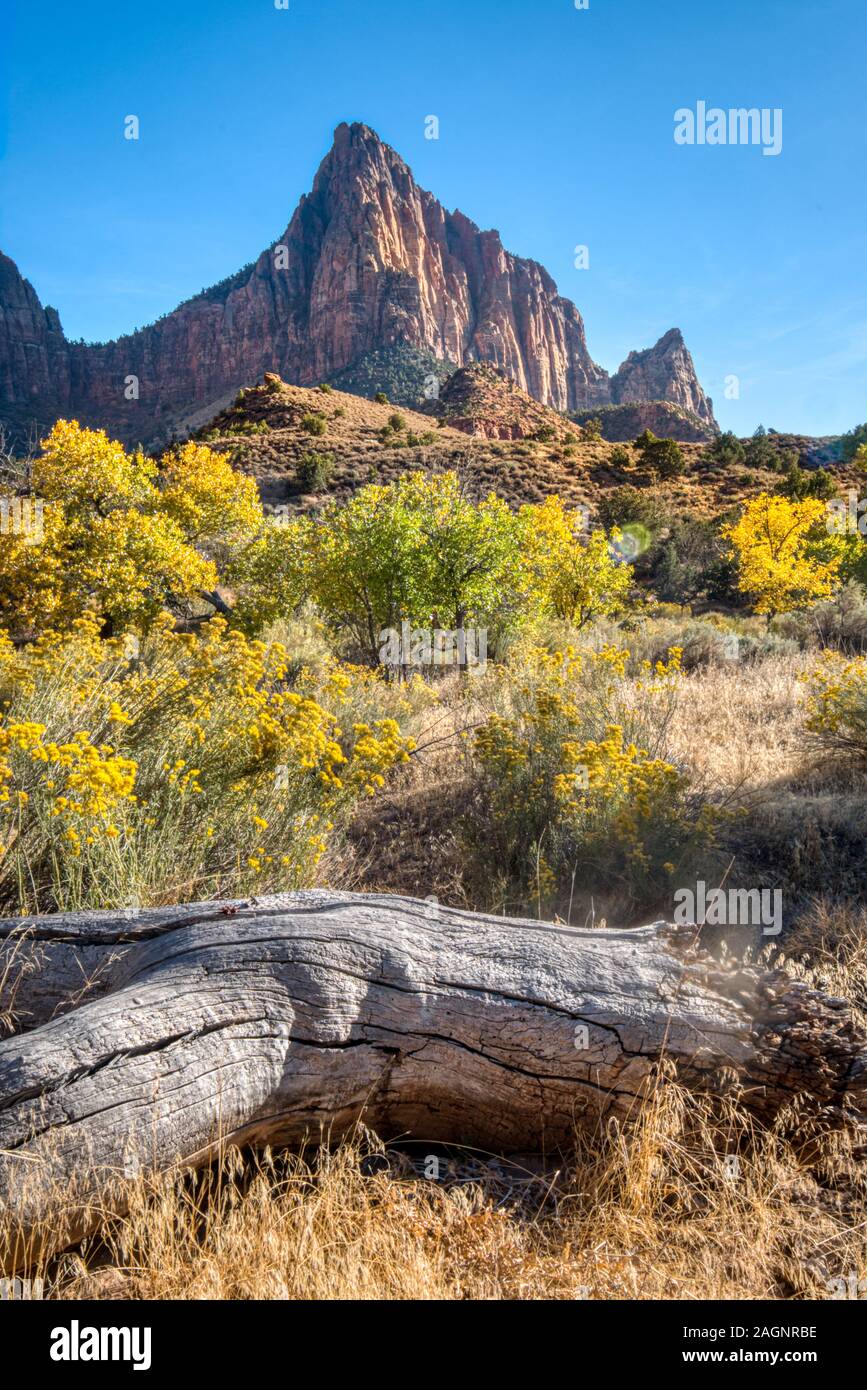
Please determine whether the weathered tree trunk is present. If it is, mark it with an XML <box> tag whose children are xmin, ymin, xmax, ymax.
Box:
<box><xmin>0</xmin><ymin>891</ymin><xmax>865</xmax><ymax>1267</ymax></box>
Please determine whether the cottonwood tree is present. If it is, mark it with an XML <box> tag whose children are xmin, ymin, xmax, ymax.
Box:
<box><xmin>405</xmin><ymin>472</ymin><xmax>520</xmax><ymax>642</ymax></box>
<box><xmin>0</xmin><ymin>422</ymin><xmax>261</xmax><ymax>637</ymax></box>
<box><xmin>518</xmin><ymin>495</ymin><xmax>632</xmax><ymax>627</ymax></box>
<box><xmin>243</xmin><ymin>473</ymin><xmax>522</xmax><ymax>664</ymax></box>
<box><xmin>724</xmin><ymin>493</ymin><xmax>845</xmax><ymax>618</ymax></box>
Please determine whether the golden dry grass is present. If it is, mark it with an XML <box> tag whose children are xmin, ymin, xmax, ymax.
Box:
<box><xmin>667</xmin><ymin>652</ymin><xmax>810</xmax><ymax>791</ymax></box>
<box><xmin>6</xmin><ymin>1081</ymin><xmax>863</xmax><ymax>1302</ymax></box>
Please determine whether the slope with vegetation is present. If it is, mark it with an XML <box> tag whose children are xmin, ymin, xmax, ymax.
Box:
<box><xmin>1</xmin><ymin>413</ymin><xmax>867</xmax><ymax>1300</ymax></box>
<box><xmin>194</xmin><ymin>372</ymin><xmax>856</xmax><ymax>528</ymax></box>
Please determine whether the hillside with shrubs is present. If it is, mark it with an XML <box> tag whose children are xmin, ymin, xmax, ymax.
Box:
<box><xmin>1</xmin><ymin>403</ymin><xmax>867</xmax><ymax>1301</ymax></box>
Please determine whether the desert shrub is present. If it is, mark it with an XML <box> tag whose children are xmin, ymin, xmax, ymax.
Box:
<box><xmin>635</xmin><ymin>432</ymin><xmax>685</xmax><ymax>480</ymax></box>
<box><xmin>595</xmin><ymin>485</ymin><xmax>666</xmax><ymax>535</ymax></box>
<box><xmin>725</xmin><ymin>629</ymin><xmax>799</xmax><ymax>663</ymax></box>
<box><xmin>841</xmin><ymin>423</ymin><xmax>867</xmax><ymax>463</ymax></box>
<box><xmin>533</xmin><ymin>425</ymin><xmax>556</xmax><ymax>443</ymax></box>
<box><xmin>777</xmin><ymin>461</ymin><xmax>837</xmax><ymax>502</ymax></box>
<box><xmin>744</xmin><ymin>425</ymin><xmax>778</xmax><ymax>471</ymax></box>
<box><xmin>618</xmin><ymin>616</ymin><xmax>794</xmax><ymax>672</ymax></box>
<box><xmin>655</xmin><ymin>440</ymin><xmax>686</xmax><ymax>479</ymax></box>
<box><xmin>703</xmin><ymin>431</ymin><xmax>746</xmax><ymax>469</ymax></box>
<box><xmin>650</xmin><ymin>517</ymin><xmax>738</xmax><ymax>605</ymax></box>
<box><xmin>318</xmin><ymin>383</ymin><xmax>334</xmax><ymax>394</ymax></box>
<box><xmin>387</xmin><ymin>413</ymin><xmax>406</xmax><ymax>433</ymax></box>
<box><xmin>582</xmin><ymin>417</ymin><xmax>603</xmax><ymax>441</ymax></box>
<box><xmin>0</xmin><ymin>618</ymin><xmax>413</xmax><ymax>914</ymax></box>
<box><xmin>296</xmin><ymin>451</ymin><xmax>334</xmax><ymax>491</ymax></box>
<box><xmin>301</xmin><ymin>412</ymin><xmax>328</xmax><ymax>437</ymax></box>
<box><xmin>802</xmin><ymin>652</ymin><xmax>867</xmax><ymax>760</ymax></box>
<box><xmin>465</xmin><ymin>644</ymin><xmax>716</xmax><ymax>918</ymax></box>
<box><xmin>223</xmin><ymin>419</ymin><xmax>269</xmax><ymax>436</ymax></box>
<box><xmin>773</xmin><ymin>583</ymin><xmax>867</xmax><ymax>653</ymax></box>
<box><xmin>374</xmin><ymin>392</ymin><xmax>389</xmax><ymax>405</ymax></box>
<box><xmin>610</xmin><ymin>445</ymin><xmax>631</xmax><ymax>468</ymax></box>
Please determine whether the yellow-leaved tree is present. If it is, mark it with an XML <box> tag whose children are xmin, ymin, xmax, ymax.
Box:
<box><xmin>0</xmin><ymin>422</ymin><xmax>261</xmax><ymax>638</ymax></box>
<box><xmin>74</xmin><ymin>509</ymin><xmax>217</xmax><ymax>630</ymax></box>
<box><xmin>32</xmin><ymin>417</ymin><xmax>158</xmax><ymax>513</ymax></box>
<box><xmin>158</xmin><ymin>440</ymin><xmax>264</xmax><ymax>554</ymax></box>
<box><xmin>723</xmin><ymin>493</ymin><xmax>844</xmax><ymax>619</ymax></box>
<box><xmin>518</xmin><ymin>495</ymin><xmax>632</xmax><ymax>627</ymax></box>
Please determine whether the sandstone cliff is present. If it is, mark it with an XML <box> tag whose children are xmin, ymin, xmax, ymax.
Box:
<box><xmin>610</xmin><ymin>328</ymin><xmax>713</xmax><ymax>424</ymax></box>
<box><xmin>0</xmin><ymin>123</ymin><xmax>715</xmax><ymax>449</ymax></box>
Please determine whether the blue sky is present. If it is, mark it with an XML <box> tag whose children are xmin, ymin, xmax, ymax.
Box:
<box><xmin>2</xmin><ymin>0</ymin><xmax>865</xmax><ymax>435</ymax></box>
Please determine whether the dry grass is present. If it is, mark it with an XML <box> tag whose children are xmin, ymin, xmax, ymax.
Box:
<box><xmin>664</xmin><ymin>656</ymin><xmax>867</xmax><ymax>910</ymax></box>
<box><xmin>783</xmin><ymin>898</ymin><xmax>867</xmax><ymax>1024</ymax></box>
<box><xmin>6</xmin><ymin>1082</ymin><xmax>863</xmax><ymax>1302</ymax></box>
<box><xmin>335</xmin><ymin>646</ymin><xmax>867</xmax><ymax>927</ymax></box>
<box><xmin>0</xmin><ymin>926</ymin><xmax>40</xmax><ymax>1039</ymax></box>
<box><xmin>667</xmin><ymin>652</ymin><xmax>810</xmax><ymax>791</ymax></box>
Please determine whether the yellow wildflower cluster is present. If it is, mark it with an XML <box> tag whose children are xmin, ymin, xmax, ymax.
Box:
<box><xmin>471</xmin><ymin>639</ymin><xmax>715</xmax><ymax>912</ymax></box>
<box><xmin>0</xmin><ymin>618</ymin><xmax>414</xmax><ymax>912</ymax></box>
<box><xmin>802</xmin><ymin>654</ymin><xmax>867</xmax><ymax>756</ymax></box>
<box><xmin>0</xmin><ymin>721</ymin><xmax>137</xmax><ymax>857</ymax></box>
<box><xmin>635</xmin><ymin>646</ymin><xmax>684</xmax><ymax>692</ymax></box>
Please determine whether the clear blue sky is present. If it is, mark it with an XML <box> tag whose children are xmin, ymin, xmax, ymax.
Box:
<box><xmin>2</xmin><ymin>0</ymin><xmax>865</xmax><ymax>435</ymax></box>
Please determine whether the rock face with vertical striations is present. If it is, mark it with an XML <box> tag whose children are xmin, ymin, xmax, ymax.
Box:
<box><xmin>0</xmin><ymin>253</ymin><xmax>71</xmax><ymax>447</ymax></box>
<box><xmin>0</xmin><ymin>123</ymin><xmax>715</xmax><ymax>450</ymax></box>
<box><xmin>610</xmin><ymin>328</ymin><xmax>715</xmax><ymax>426</ymax></box>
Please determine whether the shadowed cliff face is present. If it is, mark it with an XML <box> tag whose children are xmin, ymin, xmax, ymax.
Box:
<box><xmin>0</xmin><ymin>123</ymin><xmax>715</xmax><ymax>450</ymax></box>
<box><xmin>0</xmin><ymin>253</ymin><xmax>71</xmax><ymax>446</ymax></box>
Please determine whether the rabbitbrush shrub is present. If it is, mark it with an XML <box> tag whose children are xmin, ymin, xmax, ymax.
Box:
<box><xmin>0</xmin><ymin>617</ymin><xmax>413</xmax><ymax>913</ymax></box>
<box><xmin>466</xmin><ymin>641</ymin><xmax>717</xmax><ymax>917</ymax></box>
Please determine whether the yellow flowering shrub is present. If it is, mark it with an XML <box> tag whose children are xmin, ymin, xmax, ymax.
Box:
<box><xmin>0</xmin><ymin>618</ymin><xmax>414</xmax><ymax>913</ymax></box>
<box><xmin>802</xmin><ymin>653</ymin><xmax>867</xmax><ymax>758</ymax></box>
<box><xmin>468</xmin><ymin>643</ymin><xmax>716</xmax><ymax>915</ymax></box>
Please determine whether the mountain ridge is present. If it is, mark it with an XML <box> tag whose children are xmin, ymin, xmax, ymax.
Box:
<box><xmin>0</xmin><ymin>121</ymin><xmax>716</xmax><ymax>449</ymax></box>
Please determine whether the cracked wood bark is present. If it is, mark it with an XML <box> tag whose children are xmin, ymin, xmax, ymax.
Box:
<box><xmin>0</xmin><ymin>890</ymin><xmax>865</xmax><ymax>1264</ymax></box>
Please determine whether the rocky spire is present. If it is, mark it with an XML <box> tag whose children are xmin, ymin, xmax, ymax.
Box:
<box><xmin>0</xmin><ymin>125</ymin><xmax>716</xmax><ymax>449</ymax></box>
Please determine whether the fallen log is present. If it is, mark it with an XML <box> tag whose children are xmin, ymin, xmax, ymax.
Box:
<box><xmin>0</xmin><ymin>890</ymin><xmax>865</xmax><ymax>1265</ymax></box>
